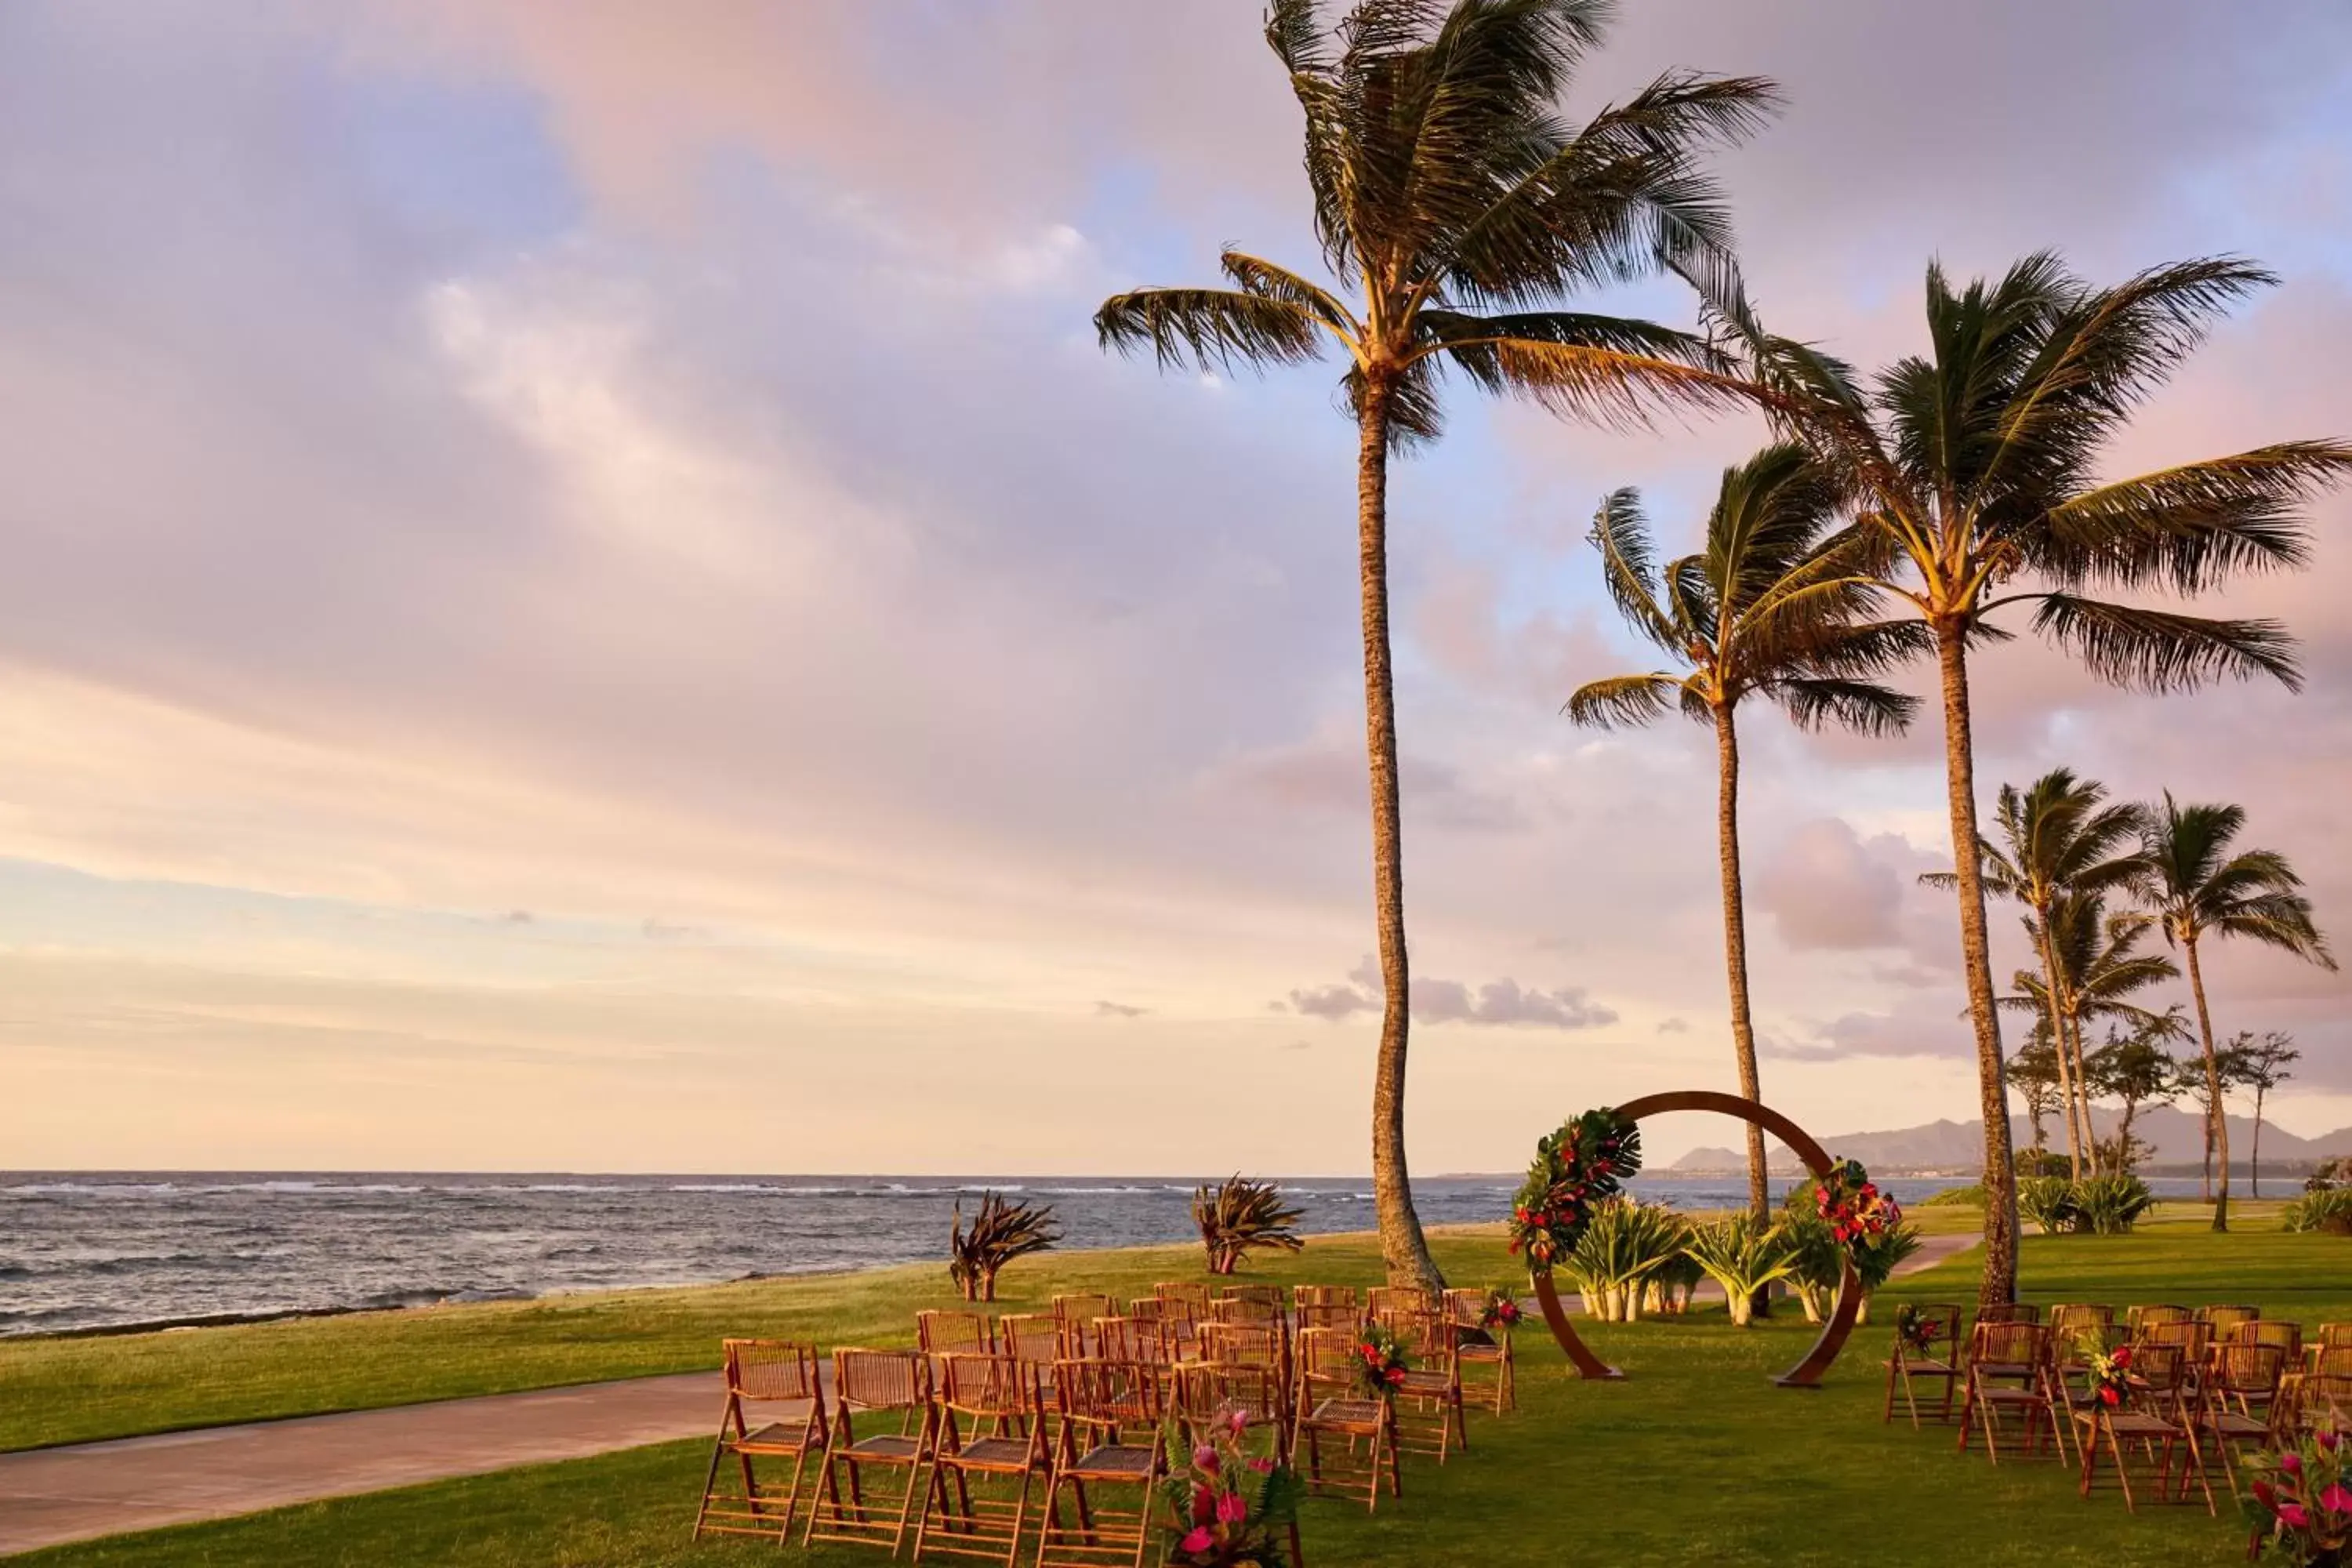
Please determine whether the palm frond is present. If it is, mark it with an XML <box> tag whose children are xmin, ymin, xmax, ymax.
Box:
<box><xmin>2028</xmin><ymin>593</ymin><xmax>2301</xmax><ymax>692</ymax></box>
<box><xmin>2035</xmin><ymin>441</ymin><xmax>2350</xmax><ymax>592</ymax></box>
<box><xmin>1586</xmin><ymin>488</ymin><xmax>1684</xmax><ymax>655</ymax></box>
<box><xmin>1773</xmin><ymin>677</ymin><xmax>1917</xmax><ymax>736</ymax></box>
<box><xmin>1563</xmin><ymin>671</ymin><xmax>1686</xmax><ymax>728</ymax></box>
<box><xmin>1094</xmin><ymin>285</ymin><xmax>1329</xmax><ymax>373</ymax></box>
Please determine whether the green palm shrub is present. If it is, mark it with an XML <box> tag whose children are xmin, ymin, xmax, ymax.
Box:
<box><xmin>1642</xmin><ymin>1252</ymin><xmax>1705</xmax><ymax>1316</ymax></box>
<box><xmin>1849</xmin><ymin>1225</ymin><xmax>1924</xmax><ymax>1323</ymax></box>
<box><xmin>2020</xmin><ymin>1176</ymin><xmax>2082</xmax><ymax>1234</ymax></box>
<box><xmin>1192</xmin><ymin>1175</ymin><xmax>1307</xmax><ymax>1275</ymax></box>
<box><xmin>2070</xmin><ymin>1174</ymin><xmax>2154</xmax><ymax>1235</ymax></box>
<box><xmin>1566</xmin><ymin>1200</ymin><xmax>1690</xmax><ymax>1322</ymax></box>
<box><xmin>1680</xmin><ymin>1216</ymin><xmax>1801</xmax><ymax>1327</ymax></box>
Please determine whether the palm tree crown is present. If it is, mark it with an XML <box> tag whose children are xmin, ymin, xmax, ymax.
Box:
<box><xmin>2127</xmin><ymin>793</ymin><xmax>2336</xmax><ymax>1230</ymax></box>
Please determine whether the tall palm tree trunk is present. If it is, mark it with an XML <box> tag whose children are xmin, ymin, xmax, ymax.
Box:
<box><xmin>1356</xmin><ymin>376</ymin><xmax>1443</xmax><ymax>1292</ymax></box>
<box><xmin>2251</xmin><ymin>1084</ymin><xmax>2266</xmax><ymax>1197</ymax></box>
<box><xmin>2032</xmin><ymin>907</ymin><xmax>2083</xmax><ymax>1181</ymax></box>
<box><xmin>1711</xmin><ymin>708</ymin><xmax>1770</xmax><ymax>1219</ymax></box>
<box><xmin>2064</xmin><ymin>1007</ymin><xmax>2099</xmax><ymax>1176</ymax></box>
<box><xmin>2181</xmin><ymin>935</ymin><xmax>2230</xmax><ymax>1232</ymax></box>
<box><xmin>1933</xmin><ymin>623</ymin><xmax>2020</xmax><ymax>1304</ymax></box>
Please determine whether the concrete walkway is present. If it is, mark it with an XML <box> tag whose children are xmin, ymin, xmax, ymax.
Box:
<box><xmin>0</xmin><ymin>1232</ymin><xmax>1981</xmax><ymax>1557</ymax></box>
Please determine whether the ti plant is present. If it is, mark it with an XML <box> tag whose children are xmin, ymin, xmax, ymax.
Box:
<box><xmin>1192</xmin><ymin>1175</ymin><xmax>1307</xmax><ymax>1276</ymax></box>
<box><xmin>1680</xmin><ymin>1215</ymin><xmax>1801</xmax><ymax>1327</ymax></box>
<box><xmin>947</xmin><ymin>1190</ymin><xmax>1062</xmax><ymax>1302</ymax></box>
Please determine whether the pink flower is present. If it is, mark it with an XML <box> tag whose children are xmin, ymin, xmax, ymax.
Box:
<box><xmin>1191</xmin><ymin>1484</ymin><xmax>1216</xmax><ymax>1524</ymax></box>
<box><xmin>1247</xmin><ymin>1456</ymin><xmax>1275</xmax><ymax>1475</ymax></box>
<box><xmin>1180</xmin><ymin>1526</ymin><xmax>1214</xmax><ymax>1555</ymax></box>
<box><xmin>1223</xmin><ymin>1408</ymin><xmax>1250</xmax><ymax>1438</ymax></box>
<box><xmin>2278</xmin><ymin>1503</ymin><xmax>2311</xmax><ymax>1530</ymax></box>
<box><xmin>2320</xmin><ymin>1429</ymin><xmax>2342</xmax><ymax>1452</ymax></box>
<box><xmin>1192</xmin><ymin>1443</ymin><xmax>1220</xmax><ymax>1473</ymax></box>
<box><xmin>1216</xmin><ymin>1492</ymin><xmax>1249</xmax><ymax>1525</ymax></box>
<box><xmin>2281</xmin><ymin>1452</ymin><xmax>2303</xmax><ymax>1476</ymax></box>
<box><xmin>2318</xmin><ymin>1483</ymin><xmax>2352</xmax><ymax>1515</ymax></box>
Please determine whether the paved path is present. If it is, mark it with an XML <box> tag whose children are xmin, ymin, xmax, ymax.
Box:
<box><xmin>0</xmin><ymin>1232</ymin><xmax>1980</xmax><ymax>1558</ymax></box>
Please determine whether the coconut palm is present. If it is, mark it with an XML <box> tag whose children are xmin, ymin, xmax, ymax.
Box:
<box><xmin>1929</xmin><ymin>771</ymin><xmax>2144</xmax><ymax>1181</ymax></box>
<box><xmin>1093</xmin><ymin>0</ymin><xmax>1777</xmax><ymax>1289</ymax></box>
<box><xmin>1998</xmin><ymin>891</ymin><xmax>2179</xmax><ymax>1175</ymax></box>
<box><xmin>1567</xmin><ymin>444</ymin><xmax>1919</xmax><ymax>1217</ymax></box>
<box><xmin>2125</xmin><ymin>795</ymin><xmax>2337</xmax><ymax>1229</ymax></box>
<box><xmin>1697</xmin><ymin>252</ymin><xmax>2352</xmax><ymax>1301</ymax></box>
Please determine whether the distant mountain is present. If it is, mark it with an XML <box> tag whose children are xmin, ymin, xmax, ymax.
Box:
<box><xmin>1667</xmin><ymin>1107</ymin><xmax>2352</xmax><ymax>1174</ymax></box>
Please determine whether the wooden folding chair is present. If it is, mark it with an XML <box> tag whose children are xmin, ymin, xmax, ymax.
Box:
<box><xmin>1090</xmin><ymin>1316</ymin><xmax>1175</xmax><ymax>1367</ymax></box>
<box><xmin>2195</xmin><ymin>1304</ymin><xmax>2259</xmax><ymax>1340</ymax></box>
<box><xmin>1958</xmin><ymin>1322</ymin><xmax>2060</xmax><ymax>1462</ymax></box>
<box><xmin>1442</xmin><ymin>1289</ymin><xmax>1515</xmax><ymax>1417</ymax></box>
<box><xmin>1294</xmin><ymin>1284</ymin><xmax>1358</xmax><ymax>1310</ymax></box>
<box><xmin>1294</xmin><ymin>1327</ymin><xmax>1399</xmax><ymax>1511</ymax></box>
<box><xmin>1134</xmin><ymin>1295</ymin><xmax>1200</xmax><ymax>1359</ymax></box>
<box><xmin>1367</xmin><ymin>1286</ymin><xmax>1435</xmax><ymax>1318</ymax></box>
<box><xmin>1296</xmin><ymin>1302</ymin><xmax>1361</xmax><ymax>1334</ymax></box>
<box><xmin>1218</xmin><ymin>1283</ymin><xmax>1287</xmax><ymax>1308</ymax></box>
<box><xmin>2076</xmin><ymin>1342</ymin><xmax>2200</xmax><ymax>1512</ymax></box>
<box><xmin>804</xmin><ymin>1349</ymin><xmax>938</xmax><ymax>1554</ymax></box>
<box><xmin>1053</xmin><ymin>1295</ymin><xmax>1116</xmax><ymax>1355</ymax></box>
<box><xmin>2045</xmin><ymin>1322</ymin><xmax>2122</xmax><ymax>1465</ymax></box>
<box><xmin>913</xmin><ymin>1354</ymin><xmax>1048</xmax><ymax>1566</ymax></box>
<box><xmin>693</xmin><ymin>1338</ymin><xmax>828</xmax><ymax>1543</ymax></box>
<box><xmin>1381</xmin><ymin>1310</ymin><xmax>1466</xmax><ymax>1462</ymax></box>
<box><xmin>2287</xmin><ymin>1372</ymin><xmax>2352</xmax><ymax>1435</ymax></box>
<box><xmin>2308</xmin><ymin>1324</ymin><xmax>2352</xmax><ymax>1373</ymax></box>
<box><xmin>1153</xmin><ymin>1281</ymin><xmax>1211</xmax><ymax>1312</ymax></box>
<box><xmin>2189</xmin><ymin>1344</ymin><xmax>2285</xmax><ymax>1512</ymax></box>
<box><xmin>2141</xmin><ymin>1319</ymin><xmax>2214</xmax><ymax>1369</ymax></box>
<box><xmin>919</xmin><ymin>1310</ymin><xmax>994</xmax><ymax>1357</ymax></box>
<box><xmin>2128</xmin><ymin>1304</ymin><xmax>2191</xmax><ymax>1335</ymax></box>
<box><xmin>1882</xmin><ymin>1305</ymin><xmax>1963</xmax><ymax>1428</ymax></box>
<box><xmin>1036</xmin><ymin>1361</ymin><xmax>1167</xmax><ymax>1568</ymax></box>
<box><xmin>2234</xmin><ymin>1319</ymin><xmax>2303</xmax><ymax>1359</ymax></box>
<box><xmin>2049</xmin><ymin>1304</ymin><xmax>2115</xmax><ymax>1342</ymax></box>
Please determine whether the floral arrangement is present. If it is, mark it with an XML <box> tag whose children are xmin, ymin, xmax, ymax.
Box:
<box><xmin>1508</xmin><ymin>1108</ymin><xmax>1642</xmax><ymax>1272</ymax></box>
<box><xmin>1160</xmin><ymin>1408</ymin><xmax>1302</xmax><ymax>1568</ymax></box>
<box><xmin>1352</xmin><ymin>1323</ymin><xmax>1412</xmax><ymax>1399</ymax></box>
<box><xmin>1813</xmin><ymin>1158</ymin><xmax>1903</xmax><ymax>1256</ymax></box>
<box><xmin>2243</xmin><ymin>1422</ymin><xmax>2348</xmax><ymax>1566</ymax></box>
<box><xmin>1478</xmin><ymin>1289</ymin><xmax>1524</xmax><ymax>1331</ymax></box>
<box><xmin>1893</xmin><ymin>1304</ymin><xmax>1941</xmax><ymax>1357</ymax></box>
<box><xmin>2080</xmin><ymin>1335</ymin><xmax>2136</xmax><ymax>1409</ymax></box>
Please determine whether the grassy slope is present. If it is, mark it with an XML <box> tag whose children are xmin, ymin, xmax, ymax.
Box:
<box><xmin>16</xmin><ymin>1204</ymin><xmax>2338</xmax><ymax>1568</ymax></box>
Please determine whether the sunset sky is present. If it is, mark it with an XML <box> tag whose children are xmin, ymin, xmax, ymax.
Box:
<box><xmin>5</xmin><ymin>0</ymin><xmax>2351</xmax><ymax>1174</ymax></box>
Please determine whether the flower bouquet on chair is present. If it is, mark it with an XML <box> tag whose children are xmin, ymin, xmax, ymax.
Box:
<box><xmin>1160</xmin><ymin>1408</ymin><xmax>1302</xmax><ymax>1568</ymax></box>
<box><xmin>1893</xmin><ymin>1304</ymin><xmax>1941</xmax><ymax>1359</ymax></box>
<box><xmin>1352</xmin><ymin>1323</ymin><xmax>1411</xmax><ymax>1399</ymax></box>
<box><xmin>2081</xmin><ymin>1336</ymin><xmax>2135</xmax><ymax>1410</ymax></box>
<box><xmin>1478</xmin><ymin>1290</ymin><xmax>1523</xmax><ymax>1334</ymax></box>
<box><xmin>2243</xmin><ymin>1424</ymin><xmax>2349</xmax><ymax>1566</ymax></box>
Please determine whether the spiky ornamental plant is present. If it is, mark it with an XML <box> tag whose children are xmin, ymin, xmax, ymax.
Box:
<box><xmin>1570</xmin><ymin>444</ymin><xmax>1921</xmax><ymax>1218</ymax></box>
<box><xmin>2127</xmin><ymin>795</ymin><xmax>2337</xmax><ymax>1231</ymax></box>
<box><xmin>1998</xmin><ymin>891</ymin><xmax>2180</xmax><ymax>1178</ymax></box>
<box><xmin>1926</xmin><ymin>770</ymin><xmax>2146</xmax><ymax>1182</ymax></box>
<box><xmin>1699</xmin><ymin>252</ymin><xmax>2352</xmax><ymax>1304</ymax></box>
<box><xmin>1094</xmin><ymin>0</ymin><xmax>1777</xmax><ymax>1291</ymax></box>
<box><xmin>1192</xmin><ymin>1175</ymin><xmax>1308</xmax><ymax>1275</ymax></box>
<box><xmin>947</xmin><ymin>1191</ymin><xmax>1062</xmax><ymax>1302</ymax></box>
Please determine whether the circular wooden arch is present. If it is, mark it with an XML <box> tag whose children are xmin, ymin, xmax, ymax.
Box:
<box><xmin>1529</xmin><ymin>1088</ymin><xmax>1860</xmax><ymax>1388</ymax></box>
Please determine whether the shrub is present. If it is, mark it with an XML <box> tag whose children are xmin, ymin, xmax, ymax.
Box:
<box><xmin>1567</xmin><ymin>1199</ymin><xmax>1690</xmax><ymax>1322</ymax></box>
<box><xmin>2282</xmin><ymin>1188</ymin><xmax>2352</xmax><ymax>1236</ymax></box>
<box><xmin>2307</xmin><ymin>1156</ymin><xmax>2352</xmax><ymax>1194</ymax></box>
<box><xmin>1920</xmin><ymin>1184</ymin><xmax>1984</xmax><ymax>1207</ymax></box>
<box><xmin>2071</xmin><ymin>1174</ymin><xmax>2154</xmax><ymax>1236</ymax></box>
<box><xmin>1642</xmin><ymin>1251</ymin><xmax>1704</xmax><ymax>1316</ymax></box>
<box><xmin>1679</xmin><ymin>1216</ymin><xmax>1801</xmax><ymax>1328</ymax></box>
<box><xmin>947</xmin><ymin>1191</ymin><xmax>1061</xmax><ymax>1301</ymax></box>
<box><xmin>1192</xmin><ymin>1175</ymin><xmax>1305</xmax><ymax>1274</ymax></box>
<box><xmin>1849</xmin><ymin>1224</ymin><xmax>1924</xmax><ymax>1323</ymax></box>
<box><xmin>2020</xmin><ymin>1175</ymin><xmax>2081</xmax><ymax>1235</ymax></box>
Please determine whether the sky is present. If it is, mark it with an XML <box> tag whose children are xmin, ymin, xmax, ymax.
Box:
<box><xmin>3</xmin><ymin>0</ymin><xmax>2351</xmax><ymax>1175</ymax></box>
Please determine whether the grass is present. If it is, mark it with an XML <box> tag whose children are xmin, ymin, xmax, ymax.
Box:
<box><xmin>0</xmin><ymin>1206</ymin><xmax>1989</xmax><ymax>1454</ymax></box>
<box><xmin>13</xmin><ymin>1203</ymin><xmax>2342</xmax><ymax>1568</ymax></box>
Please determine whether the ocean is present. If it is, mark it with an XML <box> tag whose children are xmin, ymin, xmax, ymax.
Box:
<box><xmin>0</xmin><ymin>1170</ymin><xmax>2206</xmax><ymax>1338</ymax></box>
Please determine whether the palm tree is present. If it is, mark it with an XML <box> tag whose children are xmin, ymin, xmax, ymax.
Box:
<box><xmin>1929</xmin><ymin>771</ymin><xmax>2144</xmax><ymax>1181</ymax></box>
<box><xmin>2231</xmin><ymin>1030</ymin><xmax>2299</xmax><ymax>1198</ymax></box>
<box><xmin>1092</xmin><ymin>0</ymin><xmax>1777</xmax><ymax>1289</ymax></box>
<box><xmin>2125</xmin><ymin>795</ymin><xmax>2337</xmax><ymax>1230</ymax></box>
<box><xmin>1701</xmin><ymin>253</ymin><xmax>2352</xmax><ymax>1302</ymax></box>
<box><xmin>1566</xmin><ymin>443</ymin><xmax>1918</xmax><ymax>1218</ymax></box>
<box><xmin>1998</xmin><ymin>891</ymin><xmax>2179</xmax><ymax>1174</ymax></box>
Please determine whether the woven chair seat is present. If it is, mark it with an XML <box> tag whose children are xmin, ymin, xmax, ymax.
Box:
<box><xmin>1395</xmin><ymin>1371</ymin><xmax>1454</xmax><ymax>1396</ymax></box>
<box><xmin>2199</xmin><ymin>1412</ymin><xmax>2271</xmax><ymax>1439</ymax></box>
<box><xmin>2101</xmin><ymin>1413</ymin><xmax>2178</xmax><ymax>1439</ymax></box>
<box><xmin>1308</xmin><ymin>1398</ymin><xmax>1386</xmax><ymax>1430</ymax></box>
<box><xmin>1976</xmin><ymin>1387</ymin><xmax>2047</xmax><ymax>1406</ymax></box>
<box><xmin>946</xmin><ymin>1437</ymin><xmax>1036</xmax><ymax>1470</ymax></box>
<box><xmin>1894</xmin><ymin>1356</ymin><xmax>1958</xmax><ymax>1376</ymax></box>
<box><xmin>1975</xmin><ymin>1360</ymin><xmax>2035</xmax><ymax>1380</ymax></box>
<box><xmin>844</xmin><ymin>1434</ymin><xmax>925</xmax><ymax>1461</ymax></box>
<box><xmin>1067</xmin><ymin>1443</ymin><xmax>1157</xmax><ymax>1479</ymax></box>
<box><xmin>1456</xmin><ymin>1342</ymin><xmax>1504</xmax><ymax>1362</ymax></box>
<box><xmin>735</xmin><ymin>1421</ymin><xmax>820</xmax><ymax>1453</ymax></box>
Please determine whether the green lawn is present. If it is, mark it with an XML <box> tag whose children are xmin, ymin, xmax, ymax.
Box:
<box><xmin>9</xmin><ymin>1202</ymin><xmax>2343</xmax><ymax>1567</ymax></box>
<box><xmin>0</xmin><ymin>1207</ymin><xmax>1987</xmax><ymax>1454</ymax></box>
<box><xmin>15</xmin><ymin>1203</ymin><xmax>2339</xmax><ymax>1568</ymax></box>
